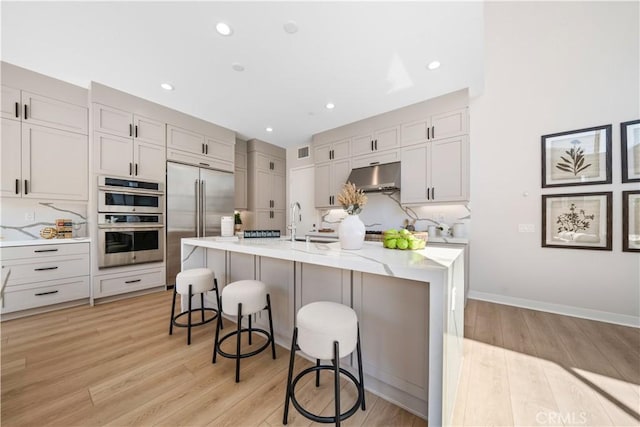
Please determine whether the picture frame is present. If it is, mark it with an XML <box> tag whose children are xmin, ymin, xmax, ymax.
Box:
<box><xmin>541</xmin><ymin>125</ymin><xmax>612</xmax><ymax>188</ymax></box>
<box><xmin>621</xmin><ymin>119</ymin><xmax>640</xmax><ymax>183</ymax></box>
<box><xmin>542</xmin><ymin>192</ymin><xmax>612</xmax><ymax>250</ymax></box>
<box><xmin>623</xmin><ymin>190</ymin><xmax>640</xmax><ymax>252</ymax></box>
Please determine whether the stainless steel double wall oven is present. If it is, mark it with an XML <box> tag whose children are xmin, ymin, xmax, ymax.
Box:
<box><xmin>97</xmin><ymin>176</ymin><xmax>165</xmax><ymax>268</ymax></box>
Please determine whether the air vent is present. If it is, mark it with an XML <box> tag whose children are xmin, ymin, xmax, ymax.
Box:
<box><xmin>297</xmin><ymin>145</ymin><xmax>310</xmax><ymax>159</ymax></box>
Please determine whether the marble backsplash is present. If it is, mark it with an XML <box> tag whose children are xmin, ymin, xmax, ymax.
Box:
<box><xmin>0</xmin><ymin>199</ymin><xmax>88</xmax><ymax>241</ymax></box>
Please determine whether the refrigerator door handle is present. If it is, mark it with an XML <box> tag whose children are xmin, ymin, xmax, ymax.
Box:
<box><xmin>201</xmin><ymin>180</ymin><xmax>206</xmax><ymax>237</ymax></box>
<box><xmin>195</xmin><ymin>179</ymin><xmax>200</xmax><ymax>237</ymax></box>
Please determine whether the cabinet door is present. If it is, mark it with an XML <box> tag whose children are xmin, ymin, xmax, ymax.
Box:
<box><xmin>134</xmin><ymin>141</ymin><xmax>166</xmax><ymax>182</ymax></box>
<box><xmin>314</xmin><ymin>163</ymin><xmax>331</xmax><ymax>208</ymax></box>
<box><xmin>332</xmin><ymin>138</ymin><xmax>351</xmax><ymax>160</ymax></box>
<box><xmin>431</xmin><ymin>136</ymin><xmax>468</xmax><ymax>202</ymax></box>
<box><xmin>374</xmin><ymin>126</ymin><xmax>400</xmax><ymax>151</ymax></box>
<box><xmin>401</xmin><ymin>119</ymin><xmax>429</xmax><ymax>147</ymax></box>
<box><xmin>22</xmin><ymin>124</ymin><xmax>88</xmax><ymax>200</ymax></box>
<box><xmin>23</xmin><ymin>92</ymin><xmax>88</xmax><ymax>135</ymax></box>
<box><xmin>271</xmin><ymin>157</ymin><xmax>286</xmax><ymax>175</ymax></box>
<box><xmin>254</xmin><ymin>210</ymin><xmax>272</xmax><ymax>231</ymax></box>
<box><xmin>228</xmin><ymin>252</ymin><xmax>255</xmax><ymax>283</ymax></box>
<box><xmin>331</xmin><ymin>159</ymin><xmax>352</xmax><ymax>205</ymax></box>
<box><xmin>257</xmin><ymin>257</ymin><xmax>294</xmax><ymax>340</ymax></box>
<box><xmin>1</xmin><ymin>86</ymin><xmax>21</xmax><ymax>120</ymax></box>
<box><xmin>1</xmin><ymin>118</ymin><xmax>22</xmax><ymax>197</ymax></box>
<box><xmin>167</xmin><ymin>125</ymin><xmax>205</xmax><ymax>156</ymax></box>
<box><xmin>134</xmin><ymin>115</ymin><xmax>165</xmax><ymax>146</ymax></box>
<box><xmin>352</xmin><ymin>133</ymin><xmax>374</xmax><ymax>156</ymax></box>
<box><xmin>94</xmin><ymin>104</ymin><xmax>132</xmax><ymax>138</ymax></box>
<box><xmin>272</xmin><ymin>210</ymin><xmax>286</xmax><ymax>234</ymax></box>
<box><xmin>94</xmin><ymin>132</ymin><xmax>134</xmax><ymax>177</ymax></box>
<box><xmin>272</xmin><ymin>173</ymin><xmax>286</xmax><ymax>210</ymax></box>
<box><xmin>299</xmin><ymin>263</ymin><xmax>349</xmax><ymax>307</ymax></box>
<box><xmin>431</xmin><ymin>108</ymin><xmax>467</xmax><ymax>141</ymax></box>
<box><xmin>255</xmin><ymin>169</ymin><xmax>273</xmax><ymax>209</ymax></box>
<box><xmin>400</xmin><ymin>144</ymin><xmax>429</xmax><ymax>204</ymax></box>
<box><xmin>205</xmin><ymin>136</ymin><xmax>234</xmax><ymax>163</ymax></box>
<box><xmin>314</xmin><ymin>143</ymin><xmax>331</xmax><ymax>162</ymax></box>
<box><xmin>234</xmin><ymin>168</ymin><xmax>247</xmax><ymax>210</ymax></box>
<box><xmin>235</xmin><ymin>150</ymin><xmax>247</xmax><ymax>169</ymax></box>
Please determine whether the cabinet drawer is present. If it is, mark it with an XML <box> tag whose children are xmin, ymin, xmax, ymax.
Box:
<box><xmin>2</xmin><ymin>276</ymin><xmax>89</xmax><ymax>313</ymax></box>
<box><xmin>94</xmin><ymin>268</ymin><xmax>165</xmax><ymax>298</ymax></box>
<box><xmin>1</xmin><ymin>242</ymin><xmax>89</xmax><ymax>261</ymax></box>
<box><xmin>3</xmin><ymin>253</ymin><xmax>90</xmax><ymax>286</ymax></box>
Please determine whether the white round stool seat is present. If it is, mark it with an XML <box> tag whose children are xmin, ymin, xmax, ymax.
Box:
<box><xmin>176</xmin><ymin>268</ymin><xmax>214</xmax><ymax>295</ymax></box>
<box><xmin>297</xmin><ymin>301</ymin><xmax>358</xmax><ymax>360</ymax></box>
<box><xmin>222</xmin><ymin>280</ymin><xmax>267</xmax><ymax>315</ymax></box>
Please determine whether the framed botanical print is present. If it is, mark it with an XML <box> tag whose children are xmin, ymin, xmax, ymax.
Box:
<box><xmin>542</xmin><ymin>192</ymin><xmax>612</xmax><ymax>250</ymax></box>
<box><xmin>621</xmin><ymin>119</ymin><xmax>640</xmax><ymax>183</ymax></box>
<box><xmin>623</xmin><ymin>190</ymin><xmax>640</xmax><ymax>252</ymax></box>
<box><xmin>541</xmin><ymin>125</ymin><xmax>612</xmax><ymax>188</ymax></box>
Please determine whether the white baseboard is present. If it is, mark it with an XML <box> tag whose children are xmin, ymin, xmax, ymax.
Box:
<box><xmin>467</xmin><ymin>290</ymin><xmax>640</xmax><ymax>328</ymax></box>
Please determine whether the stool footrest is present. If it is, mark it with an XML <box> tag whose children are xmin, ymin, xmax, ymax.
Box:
<box><xmin>216</xmin><ymin>327</ymin><xmax>273</xmax><ymax>359</ymax></box>
<box><xmin>172</xmin><ymin>308</ymin><xmax>219</xmax><ymax>328</ymax></box>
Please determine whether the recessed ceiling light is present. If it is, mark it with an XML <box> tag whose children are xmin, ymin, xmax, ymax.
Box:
<box><xmin>283</xmin><ymin>21</ymin><xmax>299</xmax><ymax>34</ymax></box>
<box><xmin>160</xmin><ymin>83</ymin><xmax>174</xmax><ymax>91</ymax></box>
<box><xmin>325</xmin><ymin>103</ymin><xmax>335</xmax><ymax>109</ymax></box>
<box><xmin>232</xmin><ymin>63</ymin><xmax>245</xmax><ymax>72</ymax></box>
<box><xmin>216</xmin><ymin>22</ymin><xmax>233</xmax><ymax>36</ymax></box>
<box><xmin>266</xmin><ymin>127</ymin><xmax>273</xmax><ymax>132</ymax></box>
<box><xmin>427</xmin><ymin>61</ymin><xmax>441</xmax><ymax>70</ymax></box>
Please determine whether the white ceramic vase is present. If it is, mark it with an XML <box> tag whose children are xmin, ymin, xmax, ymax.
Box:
<box><xmin>339</xmin><ymin>214</ymin><xmax>365</xmax><ymax>250</ymax></box>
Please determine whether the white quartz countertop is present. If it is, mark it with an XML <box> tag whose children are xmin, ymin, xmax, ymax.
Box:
<box><xmin>182</xmin><ymin>237</ymin><xmax>464</xmax><ymax>283</ymax></box>
<box><xmin>0</xmin><ymin>238</ymin><xmax>90</xmax><ymax>248</ymax></box>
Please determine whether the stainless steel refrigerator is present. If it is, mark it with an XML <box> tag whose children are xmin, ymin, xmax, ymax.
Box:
<box><xmin>166</xmin><ymin>162</ymin><xmax>234</xmax><ymax>286</ymax></box>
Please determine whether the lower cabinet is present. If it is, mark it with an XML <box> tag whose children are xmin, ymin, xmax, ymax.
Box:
<box><xmin>92</xmin><ymin>265</ymin><xmax>165</xmax><ymax>299</ymax></box>
<box><xmin>256</xmin><ymin>257</ymin><xmax>294</xmax><ymax>343</ymax></box>
<box><xmin>1</xmin><ymin>242</ymin><xmax>90</xmax><ymax>316</ymax></box>
<box><xmin>297</xmin><ymin>262</ymin><xmax>350</xmax><ymax>307</ymax></box>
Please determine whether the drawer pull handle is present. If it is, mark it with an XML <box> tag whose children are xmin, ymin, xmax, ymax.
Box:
<box><xmin>35</xmin><ymin>290</ymin><xmax>59</xmax><ymax>296</ymax></box>
<box><xmin>24</xmin><ymin>104</ymin><xmax>28</xmax><ymax>120</ymax></box>
<box><xmin>15</xmin><ymin>102</ymin><xmax>19</xmax><ymax>118</ymax></box>
<box><xmin>125</xmin><ymin>279</ymin><xmax>141</xmax><ymax>284</ymax></box>
<box><xmin>34</xmin><ymin>266</ymin><xmax>59</xmax><ymax>271</ymax></box>
<box><xmin>199</xmin><ymin>163</ymin><xmax>210</xmax><ymax>167</ymax></box>
<box><xmin>34</xmin><ymin>249</ymin><xmax>59</xmax><ymax>253</ymax></box>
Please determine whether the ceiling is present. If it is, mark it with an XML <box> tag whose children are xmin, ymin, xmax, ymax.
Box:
<box><xmin>1</xmin><ymin>1</ymin><xmax>484</xmax><ymax>148</ymax></box>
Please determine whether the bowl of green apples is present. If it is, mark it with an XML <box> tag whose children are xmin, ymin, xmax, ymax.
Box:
<box><xmin>382</xmin><ymin>229</ymin><xmax>427</xmax><ymax>250</ymax></box>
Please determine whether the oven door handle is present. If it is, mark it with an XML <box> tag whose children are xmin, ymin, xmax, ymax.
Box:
<box><xmin>98</xmin><ymin>224</ymin><xmax>165</xmax><ymax>229</ymax></box>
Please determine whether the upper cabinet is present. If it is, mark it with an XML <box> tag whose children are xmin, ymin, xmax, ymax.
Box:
<box><xmin>93</xmin><ymin>103</ymin><xmax>166</xmax><ymax>182</ymax></box>
<box><xmin>401</xmin><ymin>108</ymin><xmax>468</xmax><ymax>146</ymax></box>
<box><xmin>234</xmin><ymin>140</ymin><xmax>248</xmax><ymax>210</ymax></box>
<box><xmin>351</xmin><ymin>126</ymin><xmax>399</xmax><ymax>156</ymax></box>
<box><xmin>247</xmin><ymin>139</ymin><xmax>286</xmax><ymax>233</ymax></box>
<box><xmin>167</xmin><ymin>124</ymin><xmax>234</xmax><ymax>172</ymax></box>
<box><xmin>314</xmin><ymin>138</ymin><xmax>351</xmax><ymax>163</ymax></box>
<box><xmin>1</xmin><ymin>73</ymin><xmax>89</xmax><ymax>201</ymax></box>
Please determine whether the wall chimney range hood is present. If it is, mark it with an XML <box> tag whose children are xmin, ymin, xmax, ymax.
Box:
<box><xmin>345</xmin><ymin>161</ymin><xmax>401</xmax><ymax>193</ymax></box>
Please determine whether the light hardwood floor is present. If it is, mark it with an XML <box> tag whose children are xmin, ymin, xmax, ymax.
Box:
<box><xmin>2</xmin><ymin>292</ymin><xmax>638</xmax><ymax>426</ymax></box>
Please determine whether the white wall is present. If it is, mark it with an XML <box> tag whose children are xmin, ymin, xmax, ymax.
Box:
<box><xmin>470</xmin><ymin>2</ymin><xmax>640</xmax><ymax>325</ymax></box>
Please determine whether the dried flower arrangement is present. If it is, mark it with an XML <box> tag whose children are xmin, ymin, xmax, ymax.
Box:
<box><xmin>337</xmin><ymin>182</ymin><xmax>367</xmax><ymax>215</ymax></box>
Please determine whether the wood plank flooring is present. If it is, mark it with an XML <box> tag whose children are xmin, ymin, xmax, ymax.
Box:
<box><xmin>2</xmin><ymin>292</ymin><xmax>638</xmax><ymax>426</ymax></box>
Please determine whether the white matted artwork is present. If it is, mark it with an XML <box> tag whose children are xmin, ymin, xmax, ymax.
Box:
<box><xmin>623</xmin><ymin>190</ymin><xmax>640</xmax><ymax>252</ymax></box>
<box><xmin>541</xmin><ymin>125</ymin><xmax>612</xmax><ymax>188</ymax></box>
<box><xmin>621</xmin><ymin>119</ymin><xmax>640</xmax><ymax>183</ymax></box>
<box><xmin>542</xmin><ymin>192</ymin><xmax>612</xmax><ymax>250</ymax></box>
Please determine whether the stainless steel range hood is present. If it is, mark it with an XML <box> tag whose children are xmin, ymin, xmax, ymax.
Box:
<box><xmin>346</xmin><ymin>161</ymin><xmax>401</xmax><ymax>192</ymax></box>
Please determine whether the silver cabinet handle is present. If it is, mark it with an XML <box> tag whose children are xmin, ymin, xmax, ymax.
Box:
<box><xmin>201</xmin><ymin>180</ymin><xmax>206</xmax><ymax>237</ymax></box>
<box><xmin>195</xmin><ymin>180</ymin><xmax>200</xmax><ymax>237</ymax></box>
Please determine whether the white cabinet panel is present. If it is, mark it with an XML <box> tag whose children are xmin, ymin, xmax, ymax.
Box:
<box><xmin>93</xmin><ymin>267</ymin><xmax>165</xmax><ymax>298</ymax></box>
<box><xmin>1</xmin><ymin>85</ymin><xmax>21</xmax><ymax>120</ymax></box>
<box><xmin>430</xmin><ymin>109</ymin><xmax>467</xmax><ymax>141</ymax></box>
<box><xmin>234</xmin><ymin>168</ymin><xmax>247</xmax><ymax>210</ymax></box>
<box><xmin>401</xmin><ymin>119</ymin><xmax>430</xmax><ymax>146</ymax></box>
<box><xmin>298</xmin><ymin>263</ymin><xmax>348</xmax><ymax>307</ymax></box>
<box><xmin>22</xmin><ymin>124</ymin><xmax>88</xmax><ymax>200</ymax></box>
<box><xmin>256</xmin><ymin>257</ymin><xmax>294</xmax><ymax>341</ymax></box>
<box><xmin>1</xmin><ymin>118</ymin><xmax>22</xmax><ymax>198</ymax></box>
<box><xmin>134</xmin><ymin>140</ymin><xmax>166</xmax><ymax>181</ymax></box>
<box><xmin>400</xmin><ymin>144</ymin><xmax>429</xmax><ymax>203</ymax></box>
<box><xmin>134</xmin><ymin>115</ymin><xmax>165</xmax><ymax>146</ymax></box>
<box><xmin>314</xmin><ymin>159</ymin><xmax>350</xmax><ymax>208</ymax></box>
<box><xmin>167</xmin><ymin>125</ymin><xmax>205</xmax><ymax>155</ymax></box>
<box><xmin>94</xmin><ymin>132</ymin><xmax>134</xmax><ymax>177</ymax></box>
<box><xmin>314</xmin><ymin>138</ymin><xmax>351</xmax><ymax>162</ymax></box>
<box><xmin>351</xmin><ymin>149</ymin><xmax>400</xmax><ymax>169</ymax></box>
<box><xmin>3</xmin><ymin>276</ymin><xmax>89</xmax><ymax>313</ymax></box>
<box><xmin>206</xmin><ymin>136</ymin><xmax>234</xmax><ymax>163</ymax></box>
<box><xmin>352</xmin><ymin>126</ymin><xmax>399</xmax><ymax>156</ymax></box>
<box><xmin>22</xmin><ymin>91</ymin><xmax>87</xmax><ymax>135</ymax></box>
<box><xmin>94</xmin><ymin>104</ymin><xmax>132</xmax><ymax>138</ymax></box>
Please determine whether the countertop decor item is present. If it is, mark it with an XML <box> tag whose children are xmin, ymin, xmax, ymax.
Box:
<box><xmin>337</xmin><ymin>182</ymin><xmax>367</xmax><ymax>249</ymax></box>
<box><xmin>40</xmin><ymin>227</ymin><xmax>57</xmax><ymax>239</ymax></box>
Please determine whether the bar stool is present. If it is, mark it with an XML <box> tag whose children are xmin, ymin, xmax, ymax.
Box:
<box><xmin>283</xmin><ymin>301</ymin><xmax>365</xmax><ymax>426</ymax></box>
<box><xmin>169</xmin><ymin>268</ymin><xmax>221</xmax><ymax>345</ymax></box>
<box><xmin>212</xmin><ymin>279</ymin><xmax>277</xmax><ymax>382</ymax></box>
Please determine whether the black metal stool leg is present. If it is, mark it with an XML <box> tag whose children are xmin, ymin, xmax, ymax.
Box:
<box><xmin>356</xmin><ymin>325</ymin><xmax>366</xmax><ymax>410</ymax></box>
<box><xmin>169</xmin><ymin>285</ymin><xmax>177</xmax><ymax>335</ymax></box>
<box><xmin>283</xmin><ymin>327</ymin><xmax>298</xmax><ymax>425</ymax></box>
<box><xmin>316</xmin><ymin>359</ymin><xmax>321</xmax><ymax>387</ymax></box>
<box><xmin>267</xmin><ymin>294</ymin><xmax>277</xmax><ymax>359</ymax></box>
<box><xmin>248</xmin><ymin>313</ymin><xmax>253</xmax><ymax>345</ymax></box>
<box><xmin>213</xmin><ymin>278</ymin><xmax>223</xmax><ymax>329</ymax></box>
<box><xmin>235</xmin><ymin>302</ymin><xmax>243</xmax><ymax>383</ymax></box>
<box><xmin>200</xmin><ymin>293</ymin><xmax>205</xmax><ymax>323</ymax></box>
<box><xmin>187</xmin><ymin>284</ymin><xmax>193</xmax><ymax>345</ymax></box>
<box><xmin>334</xmin><ymin>340</ymin><xmax>341</xmax><ymax>427</ymax></box>
<box><xmin>212</xmin><ymin>303</ymin><xmax>222</xmax><ymax>363</ymax></box>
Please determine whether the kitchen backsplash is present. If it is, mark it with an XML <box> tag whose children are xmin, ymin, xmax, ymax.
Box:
<box><xmin>319</xmin><ymin>192</ymin><xmax>471</xmax><ymax>237</ymax></box>
<box><xmin>0</xmin><ymin>199</ymin><xmax>88</xmax><ymax>241</ymax></box>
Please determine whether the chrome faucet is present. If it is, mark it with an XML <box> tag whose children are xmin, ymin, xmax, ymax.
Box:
<box><xmin>289</xmin><ymin>202</ymin><xmax>301</xmax><ymax>242</ymax></box>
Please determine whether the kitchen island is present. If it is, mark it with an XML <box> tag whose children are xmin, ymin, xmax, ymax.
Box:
<box><xmin>181</xmin><ymin>236</ymin><xmax>465</xmax><ymax>426</ymax></box>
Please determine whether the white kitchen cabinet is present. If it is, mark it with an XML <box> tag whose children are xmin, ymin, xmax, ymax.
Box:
<box><xmin>94</xmin><ymin>132</ymin><xmax>165</xmax><ymax>182</ymax></box>
<box><xmin>351</xmin><ymin>149</ymin><xmax>400</xmax><ymax>169</ymax></box>
<box><xmin>234</xmin><ymin>168</ymin><xmax>247</xmax><ymax>210</ymax></box>
<box><xmin>22</xmin><ymin>91</ymin><xmax>88</xmax><ymax>135</ymax></box>
<box><xmin>2</xmin><ymin>120</ymin><xmax>87</xmax><ymax>200</ymax></box>
<box><xmin>254</xmin><ymin>210</ymin><xmax>286</xmax><ymax>233</ymax></box>
<box><xmin>255</xmin><ymin>257</ymin><xmax>294</xmax><ymax>342</ymax></box>
<box><xmin>1</xmin><ymin>85</ymin><xmax>21</xmax><ymax>120</ymax></box>
<box><xmin>314</xmin><ymin>138</ymin><xmax>351</xmax><ymax>162</ymax></box>
<box><xmin>401</xmin><ymin>136</ymin><xmax>469</xmax><ymax>204</ymax></box>
<box><xmin>352</xmin><ymin>272</ymin><xmax>429</xmax><ymax>401</ymax></box>
<box><xmin>166</xmin><ymin>124</ymin><xmax>234</xmax><ymax>171</ymax></box>
<box><xmin>297</xmin><ymin>263</ymin><xmax>350</xmax><ymax>308</ymax></box>
<box><xmin>92</xmin><ymin>265</ymin><xmax>165</xmax><ymax>299</ymax></box>
<box><xmin>255</xmin><ymin>165</ymin><xmax>285</xmax><ymax>211</ymax></box>
<box><xmin>1</xmin><ymin>242</ymin><xmax>90</xmax><ymax>316</ymax></box>
<box><xmin>94</xmin><ymin>104</ymin><xmax>164</xmax><ymax>146</ymax></box>
<box><xmin>314</xmin><ymin>158</ymin><xmax>351</xmax><ymax>208</ymax></box>
<box><xmin>352</xmin><ymin>126</ymin><xmax>399</xmax><ymax>156</ymax></box>
<box><xmin>247</xmin><ymin>140</ymin><xmax>286</xmax><ymax>233</ymax></box>
<box><xmin>401</xmin><ymin>108</ymin><xmax>468</xmax><ymax>146</ymax></box>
